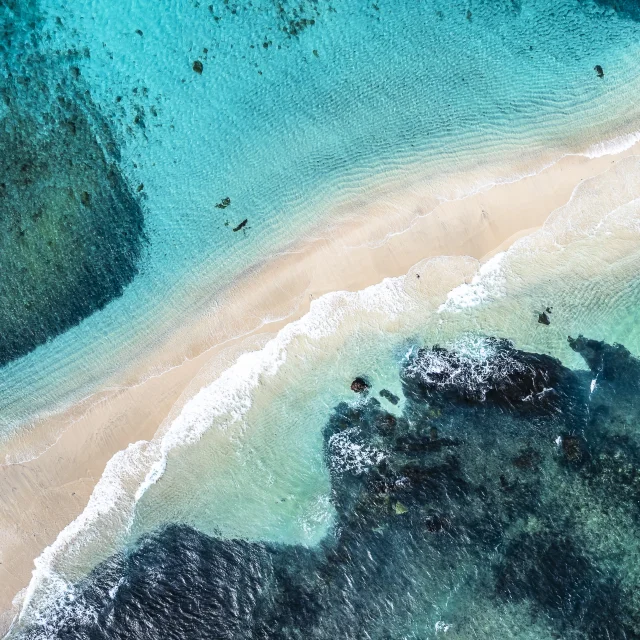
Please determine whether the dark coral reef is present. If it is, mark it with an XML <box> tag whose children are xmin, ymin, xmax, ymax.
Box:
<box><xmin>0</xmin><ymin>2</ymin><xmax>145</xmax><ymax>366</ymax></box>
<box><xmin>18</xmin><ymin>336</ymin><xmax>640</xmax><ymax>639</ymax></box>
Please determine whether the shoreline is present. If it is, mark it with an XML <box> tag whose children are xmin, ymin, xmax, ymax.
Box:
<box><xmin>2</xmin><ymin>140</ymin><xmax>640</xmax><ymax>632</ymax></box>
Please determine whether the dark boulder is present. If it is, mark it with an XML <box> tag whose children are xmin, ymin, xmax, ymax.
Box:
<box><xmin>401</xmin><ymin>339</ymin><xmax>586</xmax><ymax>421</ymax></box>
<box><xmin>21</xmin><ymin>336</ymin><xmax>640</xmax><ymax>640</ymax></box>
<box><xmin>232</xmin><ymin>218</ymin><xmax>248</xmax><ymax>232</ymax></box>
<box><xmin>379</xmin><ymin>389</ymin><xmax>399</xmax><ymax>405</ymax></box>
<box><xmin>350</xmin><ymin>377</ymin><xmax>370</xmax><ymax>393</ymax></box>
<box><xmin>569</xmin><ymin>335</ymin><xmax>640</xmax><ymax>390</ymax></box>
<box><xmin>560</xmin><ymin>434</ymin><xmax>588</xmax><ymax>465</ymax></box>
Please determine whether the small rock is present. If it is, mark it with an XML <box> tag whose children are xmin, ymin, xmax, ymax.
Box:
<box><xmin>193</xmin><ymin>60</ymin><xmax>204</xmax><ymax>74</ymax></box>
<box><xmin>594</xmin><ymin>64</ymin><xmax>604</xmax><ymax>78</ymax></box>
<box><xmin>562</xmin><ymin>435</ymin><xmax>584</xmax><ymax>463</ymax></box>
<box><xmin>379</xmin><ymin>389</ymin><xmax>399</xmax><ymax>405</ymax></box>
<box><xmin>512</xmin><ymin>447</ymin><xmax>542</xmax><ymax>470</ymax></box>
<box><xmin>375</xmin><ymin>412</ymin><xmax>397</xmax><ymax>436</ymax></box>
<box><xmin>215</xmin><ymin>197</ymin><xmax>231</xmax><ymax>209</ymax></box>
<box><xmin>137</xmin><ymin>183</ymin><xmax>144</xmax><ymax>192</ymax></box>
<box><xmin>351</xmin><ymin>377</ymin><xmax>370</xmax><ymax>393</ymax></box>
<box><xmin>425</xmin><ymin>514</ymin><xmax>449</xmax><ymax>533</ymax></box>
<box><xmin>538</xmin><ymin>311</ymin><xmax>550</xmax><ymax>325</ymax></box>
<box><xmin>232</xmin><ymin>218</ymin><xmax>248</xmax><ymax>232</ymax></box>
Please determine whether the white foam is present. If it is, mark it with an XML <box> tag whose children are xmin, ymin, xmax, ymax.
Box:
<box><xmin>328</xmin><ymin>427</ymin><xmax>385</xmax><ymax>475</ymax></box>
<box><xmin>16</xmin><ymin>275</ymin><xmax>411</xmax><ymax>631</ymax></box>
<box><xmin>437</xmin><ymin>252</ymin><xmax>507</xmax><ymax>313</ymax></box>
<box><xmin>403</xmin><ymin>335</ymin><xmax>526</xmax><ymax>401</ymax></box>
<box><xmin>16</xmin><ymin>440</ymin><xmax>154</xmax><ymax>634</ymax></box>
<box><xmin>17</xmin><ymin>149</ymin><xmax>640</xmax><ymax>629</ymax></box>
<box><xmin>435</xmin><ymin>621</ymin><xmax>452</xmax><ymax>634</ymax></box>
<box><xmin>134</xmin><ymin>276</ymin><xmax>410</xmax><ymax>503</ymax></box>
<box><xmin>582</xmin><ymin>130</ymin><xmax>640</xmax><ymax>159</ymax></box>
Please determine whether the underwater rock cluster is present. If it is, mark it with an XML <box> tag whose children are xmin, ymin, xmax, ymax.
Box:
<box><xmin>18</xmin><ymin>336</ymin><xmax>640</xmax><ymax>639</ymax></box>
<box><xmin>0</xmin><ymin>2</ymin><xmax>145</xmax><ymax>366</ymax></box>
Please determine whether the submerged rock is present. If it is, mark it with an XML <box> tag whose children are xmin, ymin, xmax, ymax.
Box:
<box><xmin>232</xmin><ymin>218</ymin><xmax>248</xmax><ymax>232</ymax></box>
<box><xmin>568</xmin><ymin>334</ymin><xmax>640</xmax><ymax>390</ymax></box>
<box><xmin>538</xmin><ymin>311</ymin><xmax>550</xmax><ymax>325</ymax></box>
<box><xmin>379</xmin><ymin>388</ymin><xmax>399</xmax><ymax>404</ymax></box>
<box><xmin>561</xmin><ymin>434</ymin><xmax>586</xmax><ymax>464</ymax></box>
<box><xmin>393</xmin><ymin>501</ymin><xmax>409</xmax><ymax>515</ymax></box>
<box><xmin>594</xmin><ymin>64</ymin><xmax>604</xmax><ymax>78</ymax></box>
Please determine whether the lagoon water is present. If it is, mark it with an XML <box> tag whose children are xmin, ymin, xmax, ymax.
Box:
<box><xmin>4</xmin><ymin>0</ymin><xmax>640</xmax><ymax>637</ymax></box>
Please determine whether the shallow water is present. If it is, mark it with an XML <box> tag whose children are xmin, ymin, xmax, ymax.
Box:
<box><xmin>10</xmin><ymin>151</ymin><xmax>640</xmax><ymax>637</ymax></box>
<box><xmin>14</xmin><ymin>330</ymin><xmax>640</xmax><ymax>639</ymax></box>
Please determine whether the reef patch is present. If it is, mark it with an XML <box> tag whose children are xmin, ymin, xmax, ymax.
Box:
<box><xmin>0</xmin><ymin>7</ymin><xmax>145</xmax><ymax>366</ymax></box>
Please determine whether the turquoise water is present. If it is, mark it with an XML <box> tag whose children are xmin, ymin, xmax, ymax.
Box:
<box><xmin>12</xmin><ymin>156</ymin><xmax>640</xmax><ymax>637</ymax></box>
<box><xmin>3</xmin><ymin>0</ymin><xmax>640</xmax><ymax>431</ymax></box>
<box><xmin>6</xmin><ymin>0</ymin><xmax>640</xmax><ymax>635</ymax></box>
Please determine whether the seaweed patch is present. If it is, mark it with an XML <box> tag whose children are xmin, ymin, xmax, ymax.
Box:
<box><xmin>0</xmin><ymin>5</ymin><xmax>145</xmax><ymax>366</ymax></box>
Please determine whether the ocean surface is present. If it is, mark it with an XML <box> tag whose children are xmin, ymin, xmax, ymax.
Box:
<box><xmin>3</xmin><ymin>0</ymin><xmax>640</xmax><ymax>636</ymax></box>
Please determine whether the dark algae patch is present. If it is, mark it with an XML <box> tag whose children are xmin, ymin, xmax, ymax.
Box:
<box><xmin>584</xmin><ymin>0</ymin><xmax>640</xmax><ymax>21</ymax></box>
<box><xmin>20</xmin><ymin>335</ymin><xmax>640</xmax><ymax>639</ymax></box>
<box><xmin>0</xmin><ymin>3</ymin><xmax>145</xmax><ymax>366</ymax></box>
<box><xmin>232</xmin><ymin>218</ymin><xmax>248</xmax><ymax>232</ymax></box>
